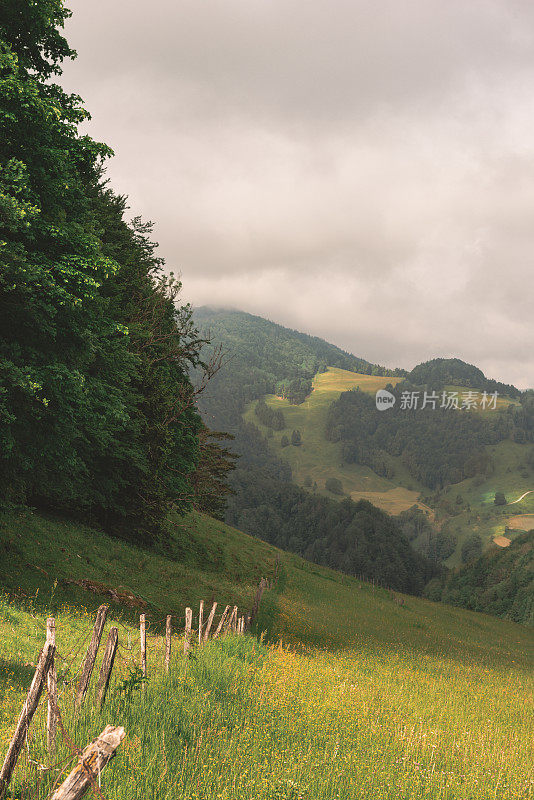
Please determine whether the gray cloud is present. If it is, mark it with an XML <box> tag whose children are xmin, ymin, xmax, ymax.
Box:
<box><xmin>61</xmin><ymin>0</ymin><xmax>534</xmax><ymax>388</ymax></box>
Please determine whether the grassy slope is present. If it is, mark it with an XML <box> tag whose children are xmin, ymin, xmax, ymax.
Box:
<box><xmin>244</xmin><ymin>368</ymin><xmax>534</xmax><ymax>562</ymax></box>
<box><xmin>0</xmin><ymin>511</ymin><xmax>533</xmax><ymax>799</ymax></box>
<box><xmin>243</xmin><ymin>367</ymin><xmax>427</xmax><ymax>515</ymax></box>
<box><xmin>0</xmin><ymin>509</ymin><xmax>284</xmax><ymax>624</ymax></box>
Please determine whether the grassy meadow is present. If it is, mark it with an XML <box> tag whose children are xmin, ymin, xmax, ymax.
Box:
<box><xmin>1</xmin><ymin>511</ymin><xmax>533</xmax><ymax>799</ymax></box>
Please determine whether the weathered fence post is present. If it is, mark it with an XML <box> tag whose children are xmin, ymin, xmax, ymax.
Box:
<box><xmin>75</xmin><ymin>605</ymin><xmax>108</xmax><ymax>709</ymax></box>
<box><xmin>249</xmin><ymin>578</ymin><xmax>267</xmax><ymax>628</ymax></box>
<box><xmin>49</xmin><ymin>725</ymin><xmax>126</xmax><ymax>800</ymax></box>
<box><xmin>203</xmin><ymin>602</ymin><xmax>217</xmax><ymax>642</ymax></box>
<box><xmin>140</xmin><ymin>614</ymin><xmax>147</xmax><ymax>685</ymax></box>
<box><xmin>164</xmin><ymin>615</ymin><xmax>172</xmax><ymax>672</ymax></box>
<box><xmin>226</xmin><ymin>606</ymin><xmax>238</xmax><ymax>633</ymax></box>
<box><xmin>0</xmin><ymin>641</ymin><xmax>55</xmax><ymax>799</ymax></box>
<box><xmin>213</xmin><ymin>605</ymin><xmax>229</xmax><ymax>639</ymax></box>
<box><xmin>95</xmin><ymin>627</ymin><xmax>118</xmax><ymax>709</ymax></box>
<box><xmin>198</xmin><ymin>600</ymin><xmax>204</xmax><ymax>646</ymax></box>
<box><xmin>46</xmin><ymin>617</ymin><xmax>57</xmax><ymax>754</ymax></box>
<box><xmin>184</xmin><ymin>607</ymin><xmax>192</xmax><ymax>655</ymax></box>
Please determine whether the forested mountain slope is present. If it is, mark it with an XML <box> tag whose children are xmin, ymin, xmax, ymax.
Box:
<box><xmin>193</xmin><ymin>310</ymin><xmax>435</xmax><ymax>591</ymax></box>
<box><xmin>196</xmin><ymin>310</ymin><xmax>534</xmax><ymax>597</ymax></box>
<box><xmin>438</xmin><ymin>529</ymin><xmax>534</xmax><ymax>624</ymax></box>
<box><xmin>195</xmin><ymin>307</ymin><xmax>403</xmax><ymax>428</ymax></box>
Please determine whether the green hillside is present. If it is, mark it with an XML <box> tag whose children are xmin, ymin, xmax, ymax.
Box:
<box><xmin>244</xmin><ymin>366</ymin><xmax>534</xmax><ymax>567</ymax></box>
<box><xmin>195</xmin><ymin>308</ymin><xmax>402</xmax><ymax>429</ymax></box>
<box><xmin>1</xmin><ymin>510</ymin><xmax>533</xmax><ymax>799</ymax></box>
<box><xmin>0</xmin><ymin>509</ymin><xmax>281</xmax><ymax>622</ymax></box>
<box><xmin>243</xmin><ymin>367</ymin><xmax>424</xmax><ymax>515</ymax></box>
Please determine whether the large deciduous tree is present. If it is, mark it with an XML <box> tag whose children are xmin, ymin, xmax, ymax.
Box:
<box><xmin>0</xmin><ymin>1</ymin><xmax>207</xmax><ymax>543</ymax></box>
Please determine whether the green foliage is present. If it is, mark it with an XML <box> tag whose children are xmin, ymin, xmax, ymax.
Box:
<box><xmin>326</xmin><ymin>385</ymin><xmax>498</xmax><ymax>489</ymax></box>
<box><xmin>0</xmin><ymin>1</ymin><xmax>205</xmax><ymax>541</ymax></box>
<box><xmin>116</xmin><ymin>665</ymin><xmax>147</xmax><ymax>697</ymax></box>
<box><xmin>290</xmin><ymin>429</ymin><xmax>301</xmax><ymax>446</ymax></box>
<box><xmin>494</xmin><ymin>491</ymin><xmax>507</xmax><ymax>506</ymax></box>
<box><xmin>408</xmin><ymin>357</ymin><xmax>519</xmax><ymax>397</ymax></box>
<box><xmin>190</xmin><ymin>427</ymin><xmax>237</xmax><ymax>520</ymax></box>
<box><xmin>442</xmin><ymin>531</ymin><xmax>534</xmax><ymax>624</ymax></box>
<box><xmin>226</xmin><ymin>471</ymin><xmax>436</xmax><ymax>594</ymax></box>
<box><xmin>325</xmin><ymin>476</ymin><xmax>343</xmax><ymax>495</ymax></box>
<box><xmin>461</xmin><ymin>533</ymin><xmax>483</xmax><ymax>564</ymax></box>
<box><xmin>254</xmin><ymin>398</ymin><xmax>285</xmax><ymax>430</ymax></box>
<box><xmin>397</xmin><ymin>506</ymin><xmax>456</xmax><ymax>563</ymax></box>
<box><xmin>275</xmin><ymin>376</ymin><xmax>313</xmax><ymax>404</ymax></box>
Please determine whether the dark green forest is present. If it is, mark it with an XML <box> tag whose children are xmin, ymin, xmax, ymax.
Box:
<box><xmin>434</xmin><ymin>531</ymin><xmax>534</xmax><ymax>625</ymax></box>
<box><xmin>326</xmin><ymin>382</ymin><xmax>534</xmax><ymax>489</ymax></box>
<box><xmin>408</xmin><ymin>357</ymin><xmax>520</xmax><ymax>398</ymax></box>
<box><xmin>226</xmin><ymin>472</ymin><xmax>437</xmax><ymax>594</ymax></box>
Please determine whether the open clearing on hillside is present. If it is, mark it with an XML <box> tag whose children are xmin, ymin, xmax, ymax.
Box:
<box><xmin>440</xmin><ymin>439</ymin><xmax>534</xmax><ymax>566</ymax></box>
<box><xmin>244</xmin><ymin>367</ymin><xmax>427</xmax><ymax>515</ymax></box>
<box><xmin>1</xmin><ymin>510</ymin><xmax>533</xmax><ymax>800</ymax></box>
<box><xmin>348</xmin><ymin>486</ymin><xmax>421</xmax><ymax>514</ymax></box>
<box><xmin>493</xmin><ymin>535</ymin><xmax>511</xmax><ymax>547</ymax></box>
<box><xmin>506</xmin><ymin>514</ymin><xmax>534</xmax><ymax>531</ymax></box>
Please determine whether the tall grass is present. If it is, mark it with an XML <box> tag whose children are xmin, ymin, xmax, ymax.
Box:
<box><xmin>1</xmin><ymin>574</ymin><xmax>533</xmax><ymax>800</ymax></box>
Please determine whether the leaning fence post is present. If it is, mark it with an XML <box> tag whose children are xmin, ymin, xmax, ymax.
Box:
<box><xmin>164</xmin><ymin>615</ymin><xmax>172</xmax><ymax>672</ymax></box>
<box><xmin>226</xmin><ymin>606</ymin><xmax>238</xmax><ymax>633</ymax></box>
<box><xmin>184</xmin><ymin>607</ymin><xmax>192</xmax><ymax>655</ymax></box>
<box><xmin>0</xmin><ymin>641</ymin><xmax>55</xmax><ymax>799</ymax></box>
<box><xmin>198</xmin><ymin>600</ymin><xmax>204</xmax><ymax>646</ymax></box>
<box><xmin>46</xmin><ymin>617</ymin><xmax>57</xmax><ymax>754</ymax></box>
<box><xmin>213</xmin><ymin>605</ymin><xmax>229</xmax><ymax>639</ymax></box>
<box><xmin>75</xmin><ymin>605</ymin><xmax>108</xmax><ymax>709</ymax></box>
<box><xmin>203</xmin><ymin>602</ymin><xmax>217</xmax><ymax>642</ymax></box>
<box><xmin>95</xmin><ymin>627</ymin><xmax>118</xmax><ymax>709</ymax></box>
<box><xmin>49</xmin><ymin>725</ymin><xmax>126</xmax><ymax>800</ymax></box>
<box><xmin>140</xmin><ymin>614</ymin><xmax>147</xmax><ymax>685</ymax></box>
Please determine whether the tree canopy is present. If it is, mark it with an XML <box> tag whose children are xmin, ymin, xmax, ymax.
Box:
<box><xmin>0</xmin><ymin>1</ymin><xmax>217</xmax><ymax>543</ymax></box>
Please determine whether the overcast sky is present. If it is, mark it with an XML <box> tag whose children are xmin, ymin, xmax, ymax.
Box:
<box><xmin>61</xmin><ymin>0</ymin><xmax>534</xmax><ymax>388</ymax></box>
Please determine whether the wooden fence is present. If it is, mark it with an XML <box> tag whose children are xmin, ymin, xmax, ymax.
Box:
<box><xmin>0</xmin><ymin>580</ymin><xmax>267</xmax><ymax>800</ymax></box>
